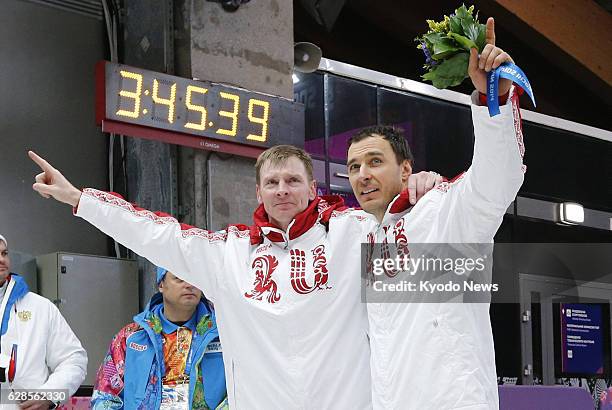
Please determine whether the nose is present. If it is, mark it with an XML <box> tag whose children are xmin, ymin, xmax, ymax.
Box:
<box><xmin>275</xmin><ymin>180</ymin><xmax>289</xmax><ymax>197</ymax></box>
<box><xmin>358</xmin><ymin>164</ymin><xmax>371</xmax><ymax>183</ymax></box>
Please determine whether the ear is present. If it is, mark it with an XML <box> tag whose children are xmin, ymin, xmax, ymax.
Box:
<box><xmin>158</xmin><ymin>280</ymin><xmax>164</xmax><ymax>294</ymax></box>
<box><xmin>309</xmin><ymin>179</ymin><xmax>317</xmax><ymax>201</ymax></box>
<box><xmin>400</xmin><ymin>160</ymin><xmax>412</xmax><ymax>184</ymax></box>
<box><xmin>256</xmin><ymin>184</ymin><xmax>262</xmax><ymax>204</ymax></box>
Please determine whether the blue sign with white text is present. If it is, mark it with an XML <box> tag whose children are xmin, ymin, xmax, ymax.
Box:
<box><xmin>560</xmin><ymin>303</ymin><xmax>604</xmax><ymax>375</ymax></box>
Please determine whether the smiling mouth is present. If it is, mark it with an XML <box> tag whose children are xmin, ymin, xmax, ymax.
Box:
<box><xmin>361</xmin><ymin>188</ymin><xmax>379</xmax><ymax>195</ymax></box>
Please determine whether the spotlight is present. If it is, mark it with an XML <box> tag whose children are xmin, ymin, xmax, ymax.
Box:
<box><xmin>558</xmin><ymin>202</ymin><xmax>584</xmax><ymax>225</ymax></box>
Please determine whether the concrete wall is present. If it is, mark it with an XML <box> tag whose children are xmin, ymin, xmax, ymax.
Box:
<box><xmin>0</xmin><ymin>0</ymin><xmax>108</xmax><ymax>257</ymax></box>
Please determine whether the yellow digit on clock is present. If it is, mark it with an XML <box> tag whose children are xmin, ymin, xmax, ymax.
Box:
<box><xmin>152</xmin><ymin>79</ymin><xmax>177</xmax><ymax>123</ymax></box>
<box><xmin>116</xmin><ymin>70</ymin><xmax>143</xmax><ymax>118</ymax></box>
<box><xmin>184</xmin><ymin>85</ymin><xmax>208</xmax><ymax>130</ymax></box>
<box><xmin>246</xmin><ymin>99</ymin><xmax>270</xmax><ymax>142</ymax></box>
<box><xmin>217</xmin><ymin>92</ymin><xmax>240</xmax><ymax>136</ymax></box>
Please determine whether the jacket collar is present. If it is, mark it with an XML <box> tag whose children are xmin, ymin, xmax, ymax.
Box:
<box><xmin>250</xmin><ymin>195</ymin><xmax>347</xmax><ymax>245</ymax></box>
<box><xmin>389</xmin><ymin>189</ymin><xmax>412</xmax><ymax>214</ymax></box>
<box><xmin>0</xmin><ymin>274</ymin><xmax>30</xmax><ymax>336</ymax></box>
<box><xmin>135</xmin><ymin>292</ymin><xmax>215</xmax><ymax>336</ymax></box>
<box><xmin>377</xmin><ymin>189</ymin><xmax>412</xmax><ymax>227</ymax></box>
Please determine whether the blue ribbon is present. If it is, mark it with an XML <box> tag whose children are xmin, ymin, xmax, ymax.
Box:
<box><xmin>487</xmin><ymin>62</ymin><xmax>536</xmax><ymax>117</ymax></box>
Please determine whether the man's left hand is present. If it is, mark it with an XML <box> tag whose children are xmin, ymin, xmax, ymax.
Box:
<box><xmin>468</xmin><ymin>17</ymin><xmax>513</xmax><ymax>96</ymax></box>
<box><xmin>19</xmin><ymin>400</ymin><xmax>54</xmax><ymax>410</ymax></box>
<box><xmin>408</xmin><ymin>171</ymin><xmax>444</xmax><ymax>205</ymax></box>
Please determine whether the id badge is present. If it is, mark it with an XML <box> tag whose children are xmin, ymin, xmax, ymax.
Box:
<box><xmin>160</xmin><ymin>383</ymin><xmax>189</xmax><ymax>410</ymax></box>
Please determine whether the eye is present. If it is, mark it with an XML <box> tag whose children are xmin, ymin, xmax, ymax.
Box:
<box><xmin>266</xmin><ymin>179</ymin><xmax>278</xmax><ymax>186</ymax></box>
<box><xmin>348</xmin><ymin>163</ymin><xmax>360</xmax><ymax>173</ymax></box>
<box><xmin>371</xmin><ymin>158</ymin><xmax>382</xmax><ymax>166</ymax></box>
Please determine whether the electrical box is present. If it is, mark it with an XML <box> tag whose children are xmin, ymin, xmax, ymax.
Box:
<box><xmin>37</xmin><ymin>252</ymin><xmax>139</xmax><ymax>387</ymax></box>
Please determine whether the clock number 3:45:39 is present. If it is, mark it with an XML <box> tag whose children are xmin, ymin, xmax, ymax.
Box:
<box><xmin>116</xmin><ymin>70</ymin><xmax>270</xmax><ymax>142</ymax></box>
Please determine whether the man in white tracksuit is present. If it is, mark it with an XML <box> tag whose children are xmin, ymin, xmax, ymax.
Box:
<box><xmin>29</xmin><ymin>146</ymin><xmax>441</xmax><ymax>409</ymax></box>
<box><xmin>346</xmin><ymin>18</ymin><xmax>524</xmax><ymax>409</ymax></box>
<box><xmin>0</xmin><ymin>235</ymin><xmax>87</xmax><ymax>409</ymax></box>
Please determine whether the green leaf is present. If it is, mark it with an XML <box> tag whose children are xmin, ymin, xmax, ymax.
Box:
<box><xmin>475</xmin><ymin>23</ymin><xmax>486</xmax><ymax>51</ymax></box>
<box><xmin>423</xmin><ymin>32</ymin><xmax>444</xmax><ymax>46</ymax></box>
<box><xmin>448</xmin><ymin>32</ymin><xmax>477</xmax><ymax>50</ymax></box>
<box><xmin>432</xmin><ymin>37</ymin><xmax>462</xmax><ymax>60</ymax></box>
<box><xmin>422</xmin><ymin>52</ymin><xmax>470</xmax><ymax>89</ymax></box>
<box><xmin>463</xmin><ymin>21</ymin><xmax>480</xmax><ymax>44</ymax></box>
<box><xmin>422</xmin><ymin>71</ymin><xmax>455</xmax><ymax>89</ymax></box>
<box><xmin>449</xmin><ymin>14</ymin><xmax>463</xmax><ymax>35</ymax></box>
<box><xmin>455</xmin><ymin>4</ymin><xmax>470</xmax><ymax>21</ymax></box>
<box><xmin>460</xmin><ymin>14</ymin><xmax>475</xmax><ymax>35</ymax></box>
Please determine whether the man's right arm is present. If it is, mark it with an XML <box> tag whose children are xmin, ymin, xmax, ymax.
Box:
<box><xmin>29</xmin><ymin>151</ymin><xmax>226</xmax><ymax>298</ymax></box>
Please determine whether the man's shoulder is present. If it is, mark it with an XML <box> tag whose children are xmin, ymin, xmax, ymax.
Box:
<box><xmin>328</xmin><ymin>207</ymin><xmax>375</xmax><ymax>225</ymax></box>
<box><xmin>117</xmin><ymin>322</ymin><xmax>144</xmax><ymax>340</ymax></box>
<box><xmin>19</xmin><ymin>291</ymin><xmax>56</xmax><ymax>310</ymax></box>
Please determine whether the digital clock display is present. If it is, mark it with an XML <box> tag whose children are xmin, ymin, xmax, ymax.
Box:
<box><xmin>96</xmin><ymin>61</ymin><xmax>305</xmax><ymax>155</ymax></box>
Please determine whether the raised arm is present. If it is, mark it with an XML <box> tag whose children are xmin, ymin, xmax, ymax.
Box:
<box><xmin>435</xmin><ymin>17</ymin><xmax>525</xmax><ymax>242</ymax></box>
<box><xmin>29</xmin><ymin>151</ymin><xmax>228</xmax><ymax>299</ymax></box>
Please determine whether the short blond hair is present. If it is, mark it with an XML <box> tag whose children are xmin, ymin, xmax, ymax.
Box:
<box><xmin>255</xmin><ymin>145</ymin><xmax>313</xmax><ymax>184</ymax></box>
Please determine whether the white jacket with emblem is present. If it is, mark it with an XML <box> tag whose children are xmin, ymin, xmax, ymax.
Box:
<box><xmin>366</xmin><ymin>89</ymin><xmax>525</xmax><ymax>410</ymax></box>
<box><xmin>0</xmin><ymin>279</ymin><xmax>87</xmax><ymax>409</ymax></box>
<box><xmin>76</xmin><ymin>187</ymin><xmax>375</xmax><ymax>409</ymax></box>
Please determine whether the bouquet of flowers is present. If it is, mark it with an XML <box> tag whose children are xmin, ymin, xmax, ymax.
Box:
<box><xmin>415</xmin><ymin>4</ymin><xmax>486</xmax><ymax>89</ymax></box>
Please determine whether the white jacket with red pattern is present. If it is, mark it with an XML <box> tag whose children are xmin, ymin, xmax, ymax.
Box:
<box><xmin>366</xmin><ymin>89</ymin><xmax>525</xmax><ymax>410</ymax></box>
<box><xmin>76</xmin><ymin>88</ymin><xmax>523</xmax><ymax>410</ymax></box>
<box><xmin>76</xmin><ymin>191</ymin><xmax>375</xmax><ymax>410</ymax></box>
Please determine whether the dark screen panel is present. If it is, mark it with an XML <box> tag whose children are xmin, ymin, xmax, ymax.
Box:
<box><xmin>326</xmin><ymin>75</ymin><xmax>377</xmax><ymax>162</ymax></box>
<box><xmin>294</xmin><ymin>72</ymin><xmax>325</xmax><ymax>158</ymax></box>
<box><xmin>378</xmin><ymin>88</ymin><xmax>474</xmax><ymax>176</ymax></box>
<box><xmin>521</xmin><ymin>122</ymin><xmax>612</xmax><ymax>211</ymax></box>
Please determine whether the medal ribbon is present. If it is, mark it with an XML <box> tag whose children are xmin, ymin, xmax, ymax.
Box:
<box><xmin>487</xmin><ymin>62</ymin><xmax>536</xmax><ymax>116</ymax></box>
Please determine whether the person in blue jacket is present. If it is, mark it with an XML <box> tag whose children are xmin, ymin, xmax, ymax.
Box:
<box><xmin>91</xmin><ymin>266</ymin><xmax>227</xmax><ymax>409</ymax></box>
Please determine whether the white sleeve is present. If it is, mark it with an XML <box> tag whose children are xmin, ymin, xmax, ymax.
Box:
<box><xmin>39</xmin><ymin>301</ymin><xmax>87</xmax><ymax>396</ymax></box>
<box><xmin>435</xmin><ymin>87</ymin><xmax>525</xmax><ymax>242</ymax></box>
<box><xmin>75</xmin><ymin>189</ymin><xmax>229</xmax><ymax>300</ymax></box>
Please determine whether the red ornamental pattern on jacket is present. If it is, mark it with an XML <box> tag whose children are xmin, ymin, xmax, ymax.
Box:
<box><xmin>244</xmin><ymin>245</ymin><xmax>331</xmax><ymax>303</ymax></box>
<box><xmin>290</xmin><ymin>245</ymin><xmax>331</xmax><ymax>294</ymax></box>
<box><xmin>365</xmin><ymin>232</ymin><xmax>376</xmax><ymax>284</ymax></box>
<box><xmin>244</xmin><ymin>255</ymin><xmax>281</xmax><ymax>303</ymax></box>
<box><xmin>378</xmin><ymin>218</ymin><xmax>410</xmax><ymax>278</ymax></box>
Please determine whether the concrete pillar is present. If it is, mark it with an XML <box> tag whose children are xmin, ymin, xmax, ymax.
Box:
<box><xmin>122</xmin><ymin>0</ymin><xmax>177</xmax><ymax>307</ymax></box>
<box><xmin>182</xmin><ymin>0</ymin><xmax>295</xmax><ymax>229</ymax></box>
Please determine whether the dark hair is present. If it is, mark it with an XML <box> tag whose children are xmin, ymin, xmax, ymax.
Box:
<box><xmin>348</xmin><ymin>125</ymin><xmax>414</xmax><ymax>165</ymax></box>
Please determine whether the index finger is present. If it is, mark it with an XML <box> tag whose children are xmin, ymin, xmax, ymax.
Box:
<box><xmin>28</xmin><ymin>150</ymin><xmax>54</xmax><ymax>172</ymax></box>
<box><xmin>486</xmin><ymin>17</ymin><xmax>495</xmax><ymax>46</ymax></box>
<box><xmin>407</xmin><ymin>174</ymin><xmax>417</xmax><ymax>205</ymax></box>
